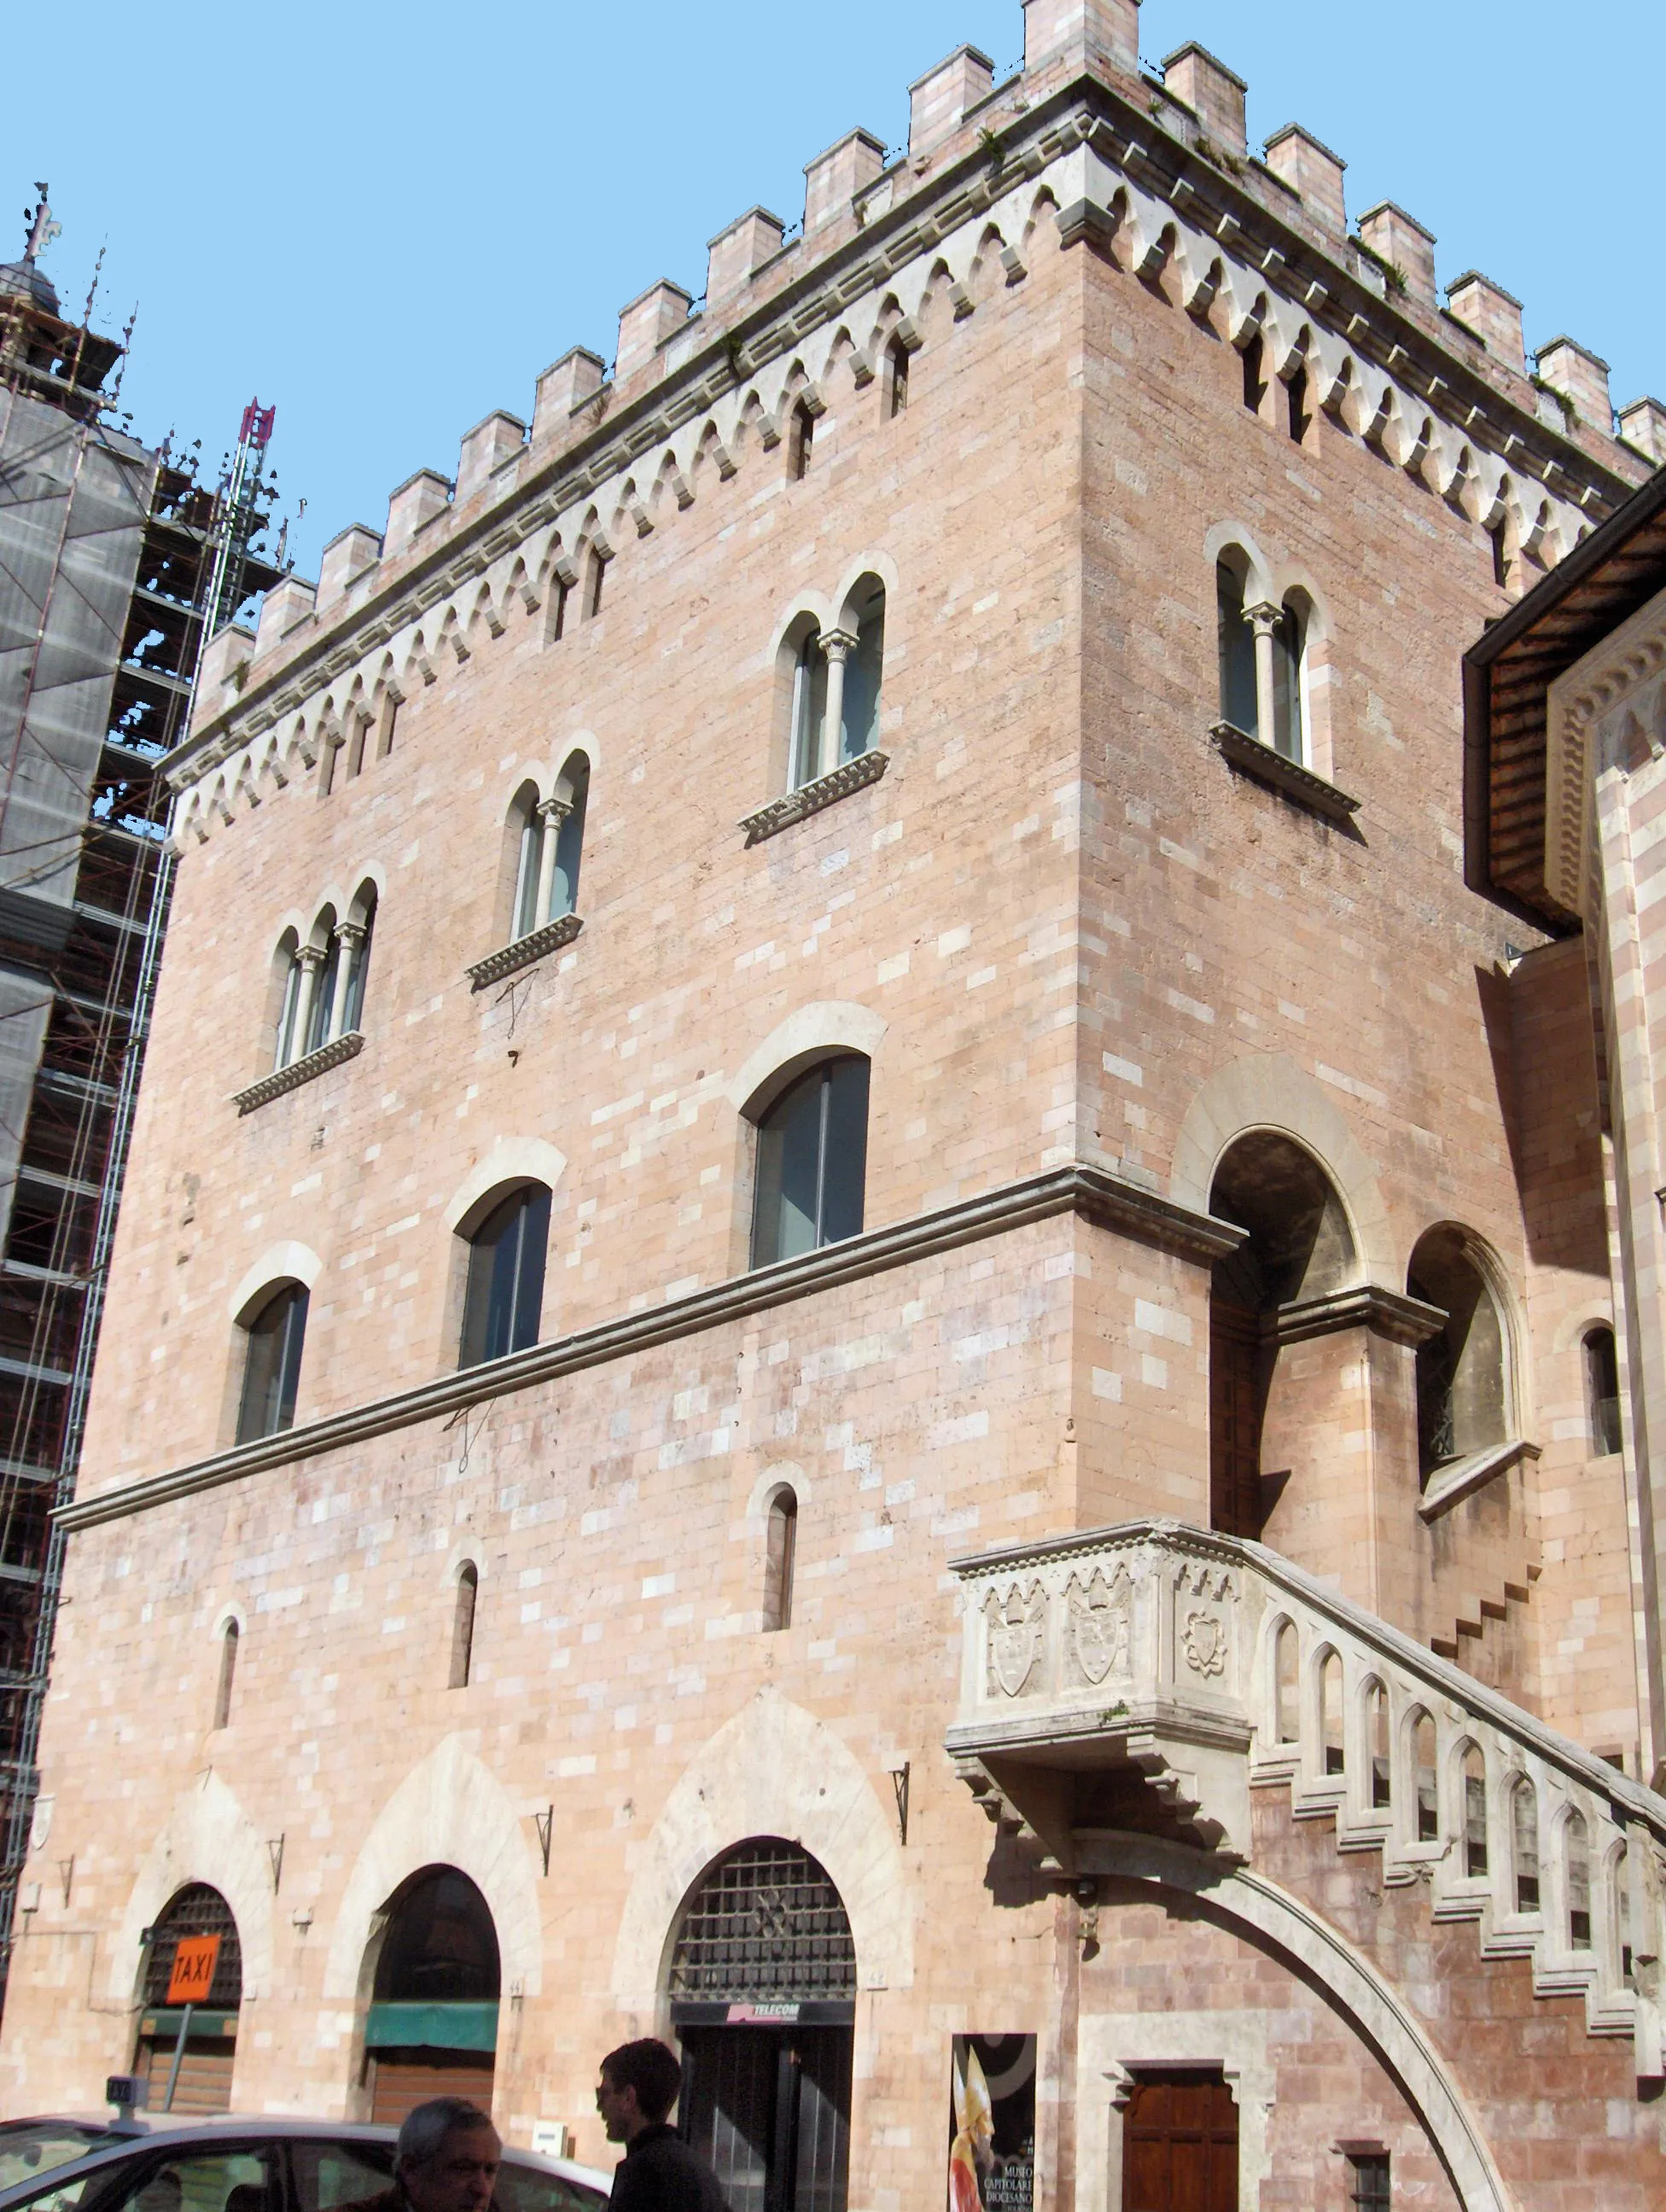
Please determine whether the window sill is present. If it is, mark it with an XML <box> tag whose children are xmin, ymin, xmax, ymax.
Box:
<box><xmin>467</xmin><ymin>912</ymin><xmax>584</xmax><ymax>992</ymax></box>
<box><xmin>234</xmin><ymin>1030</ymin><xmax>364</xmax><ymax>1115</ymax></box>
<box><xmin>740</xmin><ymin>749</ymin><xmax>889</xmax><ymax>847</ymax></box>
<box><xmin>1210</xmin><ymin>721</ymin><xmax>1361</xmax><ymax>828</ymax></box>
<box><xmin>1418</xmin><ymin>1435</ymin><xmax>1540</xmax><ymax>1522</ymax></box>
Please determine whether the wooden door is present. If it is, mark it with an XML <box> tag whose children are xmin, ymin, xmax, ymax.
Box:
<box><xmin>1121</xmin><ymin>2070</ymin><xmax>1238</xmax><ymax>2212</ymax></box>
<box><xmin>1209</xmin><ymin>1301</ymin><xmax>1263</xmax><ymax>1539</ymax></box>
<box><xmin>368</xmin><ymin>2051</ymin><xmax>494</xmax><ymax>2125</ymax></box>
<box><xmin>139</xmin><ymin>2033</ymin><xmax>236</xmax><ymax>2115</ymax></box>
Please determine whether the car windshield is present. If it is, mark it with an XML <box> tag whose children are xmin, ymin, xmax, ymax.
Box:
<box><xmin>0</xmin><ymin>2133</ymin><xmax>114</xmax><ymax>2192</ymax></box>
<box><xmin>495</xmin><ymin>2163</ymin><xmax>606</xmax><ymax>2212</ymax></box>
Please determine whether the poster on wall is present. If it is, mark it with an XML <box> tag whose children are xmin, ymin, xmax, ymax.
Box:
<box><xmin>947</xmin><ymin>2034</ymin><xmax>1036</xmax><ymax>2210</ymax></box>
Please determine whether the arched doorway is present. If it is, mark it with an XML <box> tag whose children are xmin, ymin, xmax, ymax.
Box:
<box><xmin>669</xmin><ymin>1838</ymin><xmax>855</xmax><ymax>2212</ymax></box>
<box><xmin>364</xmin><ymin>1866</ymin><xmax>500</xmax><ymax>2123</ymax></box>
<box><xmin>1208</xmin><ymin>1133</ymin><xmax>1356</xmax><ymax>1538</ymax></box>
<box><xmin>136</xmin><ymin>1884</ymin><xmax>242</xmax><ymax>2113</ymax></box>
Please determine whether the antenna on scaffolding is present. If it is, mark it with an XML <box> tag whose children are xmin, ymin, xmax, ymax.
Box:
<box><xmin>191</xmin><ymin>398</ymin><xmax>277</xmax><ymax>692</ymax></box>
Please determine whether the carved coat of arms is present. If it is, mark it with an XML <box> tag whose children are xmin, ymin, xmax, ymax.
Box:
<box><xmin>1069</xmin><ymin>1574</ymin><xmax>1130</xmax><ymax>1685</ymax></box>
<box><xmin>1181</xmin><ymin>1608</ymin><xmax>1227</xmax><ymax>1679</ymax></box>
<box><xmin>987</xmin><ymin>1584</ymin><xmax>1046</xmax><ymax>1697</ymax></box>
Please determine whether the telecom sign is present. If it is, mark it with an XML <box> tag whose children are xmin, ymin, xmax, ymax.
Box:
<box><xmin>166</xmin><ymin>1934</ymin><xmax>220</xmax><ymax>2005</ymax></box>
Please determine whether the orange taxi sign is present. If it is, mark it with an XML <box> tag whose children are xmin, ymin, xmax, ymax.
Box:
<box><xmin>166</xmin><ymin>1933</ymin><xmax>220</xmax><ymax>2005</ymax></box>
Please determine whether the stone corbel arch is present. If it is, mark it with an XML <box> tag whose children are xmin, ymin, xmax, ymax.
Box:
<box><xmin>610</xmin><ymin>1688</ymin><xmax>913</xmax><ymax>2018</ymax></box>
<box><xmin>109</xmin><ymin>1770</ymin><xmax>275</xmax><ymax>2005</ymax></box>
<box><xmin>322</xmin><ymin>1733</ymin><xmax>544</xmax><ymax>2003</ymax></box>
<box><xmin>728</xmin><ymin>1001</ymin><xmax>888</xmax><ymax>1121</ymax></box>
<box><xmin>1170</xmin><ymin>1052</ymin><xmax>1395</xmax><ymax>1285</ymax></box>
<box><xmin>1075</xmin><ymin>1836</ymin><xmax>1513</xmax><ymax>2212</ymax></box>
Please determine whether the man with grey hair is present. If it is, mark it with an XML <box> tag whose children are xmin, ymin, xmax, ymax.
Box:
<box><xmin>341</xmin><ymin>2098</ymin><xmax>502</xmax><ymax>2212</ymax></box>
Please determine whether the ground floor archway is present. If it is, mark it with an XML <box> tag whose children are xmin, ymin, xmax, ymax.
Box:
<box><xmin>363</xmin><ymin>1866</ymin><xmax>500</xmax><ymax>2122</ymax></box>
<box><xmin>136</xmin><ymin>1883</ymin><xmax>242</xmax><ymax>2113</ymax></box>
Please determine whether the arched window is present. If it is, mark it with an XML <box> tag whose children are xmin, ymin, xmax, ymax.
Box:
<box><xmin>1215</xmin><ymin>556</ymin><xmax>1304</xmax><ymax>761</ymax></box>
<box><xmin>1512</xmin><ymin>1778</ymin><xmax>1540</xmax><ymax>1912</ymax></box>
<box><xmin>213</xmin><ymin>1620</ymin><xmax>239</xmax><ymax>1730</ymax></box>
<box><xmin>884</xmin><ymin>337</ymin><xmax>910</xmax><ymax>418</ymax></box>
<box><xmin>669</xmin><ymin>1841</ymin><xmax>855</xmax><ymax>2212</ymax></box>
<box><xmin>138</xmin><ymin>1884</ymin><xmax>244</xmax><ymax>2113</ymax></box>
<box><xmin>1411</xmin><ymin>1710</ymin><xmax>1437</xmax><ymax>1841</ymax></box>
<box><xmin>509</xmin><ymin>757</ymin><xmax>590</xmax><ymax>942</ymax></box>
<box><xmin>367</xmin><ymin>1867</ymin><xmax>500</xmax><ymax>2124</ymax></box>
<box><xmin>1584</xmin><ymin>1325</ymin><xmax>1622</xmax><ymax>1456</ymax></box>
<box><xmin>1241</xmin><ymin>333</ymin><xmax>1266</xmax><ymax>414</ymax></box>
<box><xmin>1566</xmin><ymin>1812</ymin><xmax>1592</xmax><ymax>1949</ymax></box>
<box><xmin>789</xmin><ymin>625</ymin><xmax>830</xmax><ymax>790</ymax></box>
<box><xmin>583</xmin><ymin>545</ymin><xmax>607</xmax><ymax>620</ymax></box>
<box><xmin>787</xmin><ymin>401</ymin><xmax>814</xmax><ymax>480</ymax></box>
<box><xmin>272</xmin><ymin>930</ymin><xmax>305</xmax><ymax>1069</ymax></box>
<box><xmin>763</xmin><ymin>1488</ymin><xmax>797</xmax><ymax>1633</ymax></box>
<box><xmin>1365</xmin><ymin>1680</ymin><xmax>1389</xmax><ymax>1808</ymax></box>
<box><xmin>277</xmin><ymin>891</ymin><xmax>376</xmax><ymax>1068</ymax></box>
<box><xmin>1461</xmin><ymin>1744</ymin><xmax>1488</xmax><ymax>1877</ymax></box>
<box><xmin>1286</xmin><ymin>364</ymin><xmax>1310</xmax><ymax>444</ymax></box>
<box><xmin>1407</xmin><ymin>1228</ymin><xmax>1509</xmax><ymax>1481</ymax></box>
<box><xmin>1319</xmin><ymin>1650</ymin><xmax>1343</xmax><ymax>1775</ymax></box>
<box><xmin>751</xmin><ymin>1056</ymin><xmax>870</xmax><ymax>1268</ymax></box>
<box><xmin>236</xmin><ymin>1283</ymin><xmax>307</xmax><ymax>1442</ymax></box>
<box><xmin>840</xmin><ymin>581</ymin><xmax>885</xmax><ymax>764</ymax></box>
<box><xmin>460</xmin><ymin>1184</ymin><xmax>550</xmax><ymax>1367</ymax></box>
<box><xmin>449</xmin><ymin>1563</ymin><xmax>479</xmax><ymax>1689</ymax></box>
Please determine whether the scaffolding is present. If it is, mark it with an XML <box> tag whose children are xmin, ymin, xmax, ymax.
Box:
<box><xmin>0</xmin><ymin>194</ymin><xmax>281</xmax><ymax>2012</ymax></box>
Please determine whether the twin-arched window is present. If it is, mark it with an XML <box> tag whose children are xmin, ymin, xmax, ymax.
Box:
<box><xmin>273</xmin><ymin>882</ymin><xmax>377</xmax><ymax>1069</ymax></box>
<box><xmin>787</xmin><ymin>582</ymin><xmax>886</xmax><ymax>792</ymax></box>
<box><xmin>508</xmin><ymin>753</ymin><xmax>589</xmax><ymax>943</ymax></box>
<box><xmin>1216</xmin><ymin>554</ymin><xmax>1307</xmax><ymax>764</ymax></box>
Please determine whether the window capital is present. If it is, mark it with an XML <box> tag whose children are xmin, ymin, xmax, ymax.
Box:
<box><xmin>1243</xmin><ymin>597</ymin><xmax>1285</xmax><ymax>637</ymax></box>
<box><xmin>535</xmin><ymin>795</ymin><xmax>573</xmax><ymax>827</ymax></box>
<box><xmin>819</xmin><ymin>626</ymin><xmax>859</xmax><ymax>664</ymax></box>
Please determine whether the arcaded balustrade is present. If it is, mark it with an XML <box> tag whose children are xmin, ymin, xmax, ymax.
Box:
<box><xmin>947</xmin><ymin>1519</ymin><xmax>1666</xmax><ymax>2067</ymax></box>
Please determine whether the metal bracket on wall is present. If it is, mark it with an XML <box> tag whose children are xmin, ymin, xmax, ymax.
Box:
<box><xmin>534</xmin><ymin>1805</ymin><xmax>554</xmax><ymax>1876</ymax></box>
<box><xmin>886</xmin><ymin>1760</ymin><xmax>910</xmax><ymax>1846</ymax></box>
<box><xmin>267</xmin><ymin>1835</ymin><xmax>284</xmax><ymax>1894</ymax></box>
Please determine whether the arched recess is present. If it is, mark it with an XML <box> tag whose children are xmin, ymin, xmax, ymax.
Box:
<box><xmin>322</xmin><ymin>1734</ymin><xmax>543</xmax><ymax>2007</ymax></box>
<box><xmin>134</xmin><ymin>1883</ymin><xmax>246</xmax><ymax>2112</ymax></box>
<box><xmin>1170</xmin><ymin>1054</ymin><xmax>1394</xmax><ymax>1284</ymax></box>
<box><xmin>727</xmin><ymin>1002</ymin><xmax>888</xmax><ymax>1119</ymax></box>
<box><xmin>609</xmin><ymin>1688</ymin><xmax>912</xmax><ymax>2022</ymax></box>
<box><xmin>1073</xmin><ymin>1837</ymin><xmax>1513</xmax><ymax>2212</ymax></box>
<box><xmin>228</xmin><ymin>1241</ymin><xmax>323</xmax><ymax>1324</ymax></box>
<box><xmin>109</xmin><ymin>1771</ymin><xmax>274</xmax><ymax>2010</ymax></box>
<box><xmin>364</xmin><ymin>1864</ymin><xmax>502</xmax><ymax>2124</ymax></box>
<box><xmin>443</xmin><ymin>1139</ymin><xmax>568</xmax><ymax>1239</ymax></box>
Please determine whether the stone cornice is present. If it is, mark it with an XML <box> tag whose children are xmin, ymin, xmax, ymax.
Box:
<box><xmin>55</xmin><ymin>1161</ymin><xmax>1241</xmax><ymax>1532</ymax></box>
<box><xmin>466</xmin><ymin>912</ymin><xmax>583</xmax><ymax>992</ymax></box>
<box><xmin>1265</xmin><ymin>1284</ymin><xmax>1447</xmax><ymax>1348</ymax></box>
<box><xmin>230</xmin><ymin>1030</ymin><xmax>363</xmax><ymax>1115</ymax></box>
<box><xmin>167</xmin><ymin>66</ymin><xmax>1636</xmax><ymax>797</ymax></box>
<box><xmin>739</xmin><ymin>751</ymin><xmax>889</xmax><ymax>845</ymax></box>
<box><xmin>1211</xmin><ymin>722</ymin><xmax>1361</xmax><ymax>828</ymax></box>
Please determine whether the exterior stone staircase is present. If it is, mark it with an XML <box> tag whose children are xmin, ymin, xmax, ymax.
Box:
<box><xmin>945</xmin><ymin>1519</ymin><xmax>1665</xmax><ymax>2075</ymax></box>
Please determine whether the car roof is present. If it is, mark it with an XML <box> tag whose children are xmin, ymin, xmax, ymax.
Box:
<box><xmin>0</xmin><ymin>2122</ymin><xmax>609</xmax><ymax>2203</ymax></box>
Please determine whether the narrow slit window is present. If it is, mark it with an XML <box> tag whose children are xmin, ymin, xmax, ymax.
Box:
<box><xmin>1215</xmin><ymin>558</ymin><xmax>1258</xmax><ymax>739</ymax></box>
<box><xmin>1513</xmin><ymin>1778</ymin><xmax>1541</xmax><ymax>1912</ymax></box>
<box><xmin>787</xmin><ymin>402</ymin><xmax>814</xmax><ymax>480</ymax></box>
<box><xmin>450</xmin><ymin>1563</ymin><xmax>479</xmax><ymax>1689</ymax></box>
<box><xmin>1585</xmin><ymin>1326</ymin><xmax>1622</xmax><ymax>1456</ymax></box>
<box><xmin>550</xmin><ymin>575</ymin><xmax>570</xmax><ymax>641</ymax></box>
<box><xmin>1413</xmin><ymin>1711</ymin><xmax>1437</xmax><ymax>1842</ymax></box>
<box><xmin>584</xmin><ymin>549</ymin><xmax>607</xmax><ymax>620</ymax></box>
<box><xmin>1286</xmin><ymin>365</ymin><xmax>1311</xmax><ymax>444</ymax></box>
<box><xmin>213</xmin><ymin>1621</ymin><xmax>239</xmax><ymax>1731</ymax></box>
<box><xmin>1319</xmin><ymin>1651</ymin><xmax>1344</xmax><ymax>1775</ymax></box>
<box><xmin>1567</xmin><ymin>1812</ymin><xmax>1591</xmax><ymax>1949</ymax></box>
<box><xmin>379</xmin><ymin>696</ymin><xmax>399</xmax><ymax>758</ymax></box>
<box><xmin>1462</xmin><ymin>1745</ymin><xmax>1488</xmax><ymax>1877</ymax></box>
<box><xmin>1488</xmin><ymin>517</ymin><xmax>1510</xmax><ymax>589</ymax></box>
<box><xmin>1366</xmin><ymin>1682</ymin><xmax>1389</xmax><ymax>1809</ymax></box>
<box><xmin>236</xmin><ymin>1284</ymin><xmax>308</xmax><ymax>1443</ymax></box>
<box><xmin>763</xmin><ymin>1490</ymin><xmax>797</xmax><ymax>1633</ymax></box>
<box><xmin>1242</xmin><ymin>333</ymin><xmax>1267</xmax><ymax>415</ymax></box>
<box><xmin>1274</xmin><ymin>1621</ymin><xmax>1300</xmax><ymax>1743</ymax></box>
<box><xmin>886</xmin><ymin>339</ymin><xmax>910</xmax><ymax>419</ymax></box>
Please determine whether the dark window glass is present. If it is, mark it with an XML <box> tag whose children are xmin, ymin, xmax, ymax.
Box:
<box><xmin>584</xmin><ymin>550</ymin><xmax>606</xmax><ymax>620</ymax></box>
<box><xmin>450</xmin><ymin>1564</ymin><xmax>478</xmax><ymax>1689</ymax></box>
<box><xmin>1270</xmin><ymin>602</ymin><xmax>1303</xmax><ymax>761</ymax></box>
<box><xmin>1216</xmin><ymin>561</ymin><xmax>1257</xmax><ymax>738</ymax></box>
<box><xmin>343</xmin><ymin>897</ymin><xmax>376</xmax><ymax>1033</ymax></box>
<box><xmin>236</xmin><ymin>1284</ymin><xmax>307</xmax><ymax>1443</ymax></box>
<box><xmin>886</xmin><ymin>340</ymin><xmax>909</xmax><ymax>417</ymax></box>
<box><xmin>1287</xmin><ymin>364</ymin><xmax>1310</xmax><ymax>443</ymax></box>
<box><xmin>840</xmin><ymin>589</ymin><xmax>885</xmax><ymax>764</ymax></box>
<box><xmin>374</xmin><ymin>1868</ymin><xmax>500</xmax><ymax>2003</ymax></box>
<box><xmin>752</xmin><ymin>1057</ymin><xmax>869</xmax><ymax>1269</ymax></box>
<box><xmin>1348</xmin><ymin>2152</ymin><xmax>1390</xmax><ymax>2211</ymax></box>
<box><xmin>1489</xmin><ymin>518</ymin><xmax>1509</xmax><ymax>589</ymax></box>
<box><xmin>790</xmin><ymin>631</ymin><xmax>829</xmax><ymax>790</ymax></box>
<box><xmin>787</xmin><ymin>403</ymin><xmax>813</xmax><ymax>480</ymax></box>
<box><xmin>1585</xmin><ymin>1326</ymin><xmax>1622</xmax><ymax>1455</ymax></box>
<box><xmin>461</xmin><ymin>1186</ymin><xmax>550</xmax><ymax>1367</ymax></box>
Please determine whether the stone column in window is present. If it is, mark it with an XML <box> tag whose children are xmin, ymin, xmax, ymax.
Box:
<box><xmin>289</xmin><ymin>946</ymin><xmax>328</xmax><ymax>1062</ymax></box>
<box><xmin>327</xmin><ymin>923</ymin><xmax>365</xmax><ymax>1040</ymax></box>
<box><xmin>818</xmin><ymin>628</ymin><xmax>858</xmax><ymax>779</ymax></box>
<box><xmin>533</xmin><ymin>797</ymin><xmax>571</xmax><ymax>928</ymax></box>
<box><xmin>1245</xmin><ymin>600</ymin><xmax>1283</xmax><ymax>750</ymax></box>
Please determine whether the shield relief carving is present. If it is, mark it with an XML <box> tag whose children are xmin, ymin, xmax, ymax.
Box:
<box><xmin>1068</xmin><ymin>1567</ymin><xmax>1132</xmax><ymax>1686</ymax></box>
<box><xmin>986</xmin><ymin>1582</ymin><xmax>1046</xmax><ymax>1697</ymax></box>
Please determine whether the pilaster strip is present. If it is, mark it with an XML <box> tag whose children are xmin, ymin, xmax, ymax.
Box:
<box><xmin>55</xmin><ymin>1164</ymin><xmax>1240</xmax><ymax>1532</ymax></box>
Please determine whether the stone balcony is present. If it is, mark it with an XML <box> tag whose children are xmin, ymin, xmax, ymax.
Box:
<box><xmin>947</xmin><ymin>1520</ymin><xmax>1666</xmax><ymax>2067</ymax></box>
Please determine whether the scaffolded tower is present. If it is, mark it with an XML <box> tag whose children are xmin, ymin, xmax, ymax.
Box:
<box><xmin>0</xmin><ymin>191</ymin><xmax>279</xmax><ymax>2011</ymax></box>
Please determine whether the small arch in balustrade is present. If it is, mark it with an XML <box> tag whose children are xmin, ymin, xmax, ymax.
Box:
<box><xmin>1457</xmin><ymin>1741</ymin><xmax>1488</xmax><ymax>1879</ymax></box>
<box><xmin>1314</xmin><ymin>1645</ymin><xmax>1343</xmax><ymax>1776</ymax></box>
<box><xmin>1509</xmin><ymin>1775</ymin><xmax>1541</xmax><ymax>1914</ymax></box>
<box><xmin>1562</xmin><ymin>1807</ymin><xmax>1592</xmax><ymax>1951</ymax></box>
<box><xmin>1403</xmin><ymin>1707</ymin><xmax>1438</xmax><ymax>1842</ymax></box>
<box><xmin>1271</xmin><ymin>1616</ymin><xmax>1300</xmax><ymax>1745</ymax></box>
<box><xmin>1362</xmin><ymin>1678</ymin><xmax>1389</xmax><ymax>1810</ymax></box>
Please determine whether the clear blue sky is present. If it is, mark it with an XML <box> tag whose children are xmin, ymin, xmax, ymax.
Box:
<box><xmin>13</xmin><ymin>1</ymin><xmax>1660</xmax><ymax>579</ymax></box>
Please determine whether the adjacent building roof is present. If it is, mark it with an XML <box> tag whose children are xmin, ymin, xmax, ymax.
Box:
<box><xmin>1465</xmin><ymin>466</ymin><xmax>1666</xmax><ymax>930</ymax></box>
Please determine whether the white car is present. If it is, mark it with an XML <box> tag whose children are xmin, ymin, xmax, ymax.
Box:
<box><xmin>0</xmin><ymin>2117</ymin><xmax>609</xmax><ymax>2212</ymax></box>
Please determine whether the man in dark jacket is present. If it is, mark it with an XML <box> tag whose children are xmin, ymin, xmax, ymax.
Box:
<box><xmin>597</xmin><ymin>2039</ymin><xmax>729</xmax><ymax>2210</ymax></box>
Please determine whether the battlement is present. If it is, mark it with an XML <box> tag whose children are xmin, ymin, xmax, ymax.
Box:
<box><xmin>177</xmin><ymin>0</ymin><xmax>1656</xmax><ymax>787</ymax></box>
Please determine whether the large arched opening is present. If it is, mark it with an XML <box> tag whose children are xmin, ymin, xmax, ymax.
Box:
<box><xmin>136</xmin><ymin>1883</ymin><xmax>243</xmax><ymax>2113</ymax></box>
<box><xmin>668</xmin><ymin>1838</ymin><xmax>855</xmax><ymax>2212</ymax></box>
<box><xmin>363</xmin><ymin>1866</ymin><xmax>500</xmax><ymax>2123</ymax></box>
<box><xmin>1207</xmin><ymin>1132</ymin><xmax>1356</xmax><ymax>1540</ymax></box>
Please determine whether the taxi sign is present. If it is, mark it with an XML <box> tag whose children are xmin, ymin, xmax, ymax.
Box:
<box><xmin>166</xmin><ymin>1933</ymin><xmax>220</xmax><ymax>2005</ymax></box>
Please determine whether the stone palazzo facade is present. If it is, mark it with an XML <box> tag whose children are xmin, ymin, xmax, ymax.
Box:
<box><xmin>5</xmin><ymin>3</ymin><xmax>1666</xmax><ymax>2206</ymax></box>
